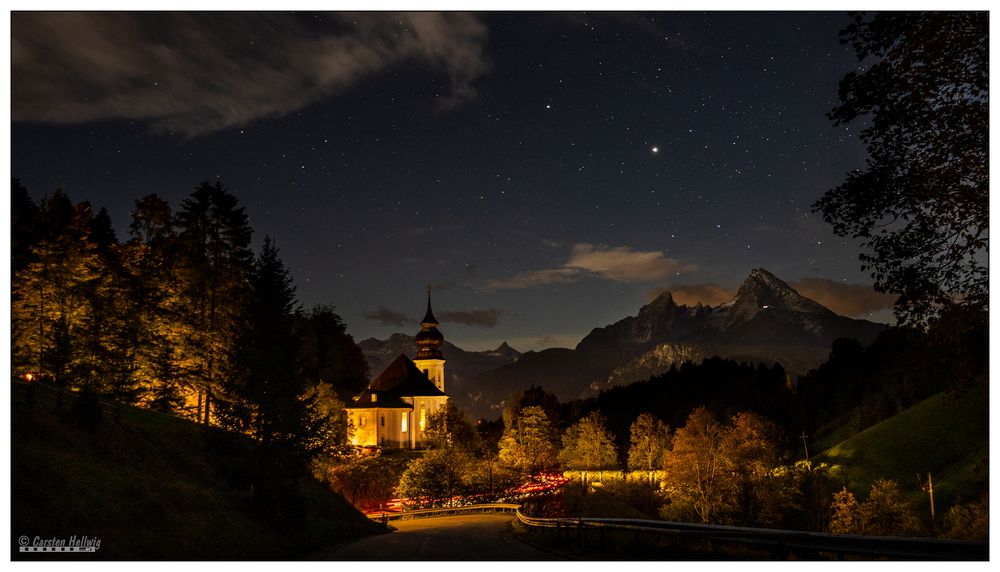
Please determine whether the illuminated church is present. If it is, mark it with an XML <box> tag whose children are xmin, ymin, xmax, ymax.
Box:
<box><xmin>346</xmin><ymin>293</ymin><xmax>449</xmax><ymax>448</ymax></box>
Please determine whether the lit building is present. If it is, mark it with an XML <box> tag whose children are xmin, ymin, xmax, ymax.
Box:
<box><xmin>346</xmin><ymin>293</ymin><xmax>449</xmax><ymax>448</ymax></box>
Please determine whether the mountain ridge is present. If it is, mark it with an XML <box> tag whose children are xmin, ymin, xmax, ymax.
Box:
<box><xmin>358</xmin><ymin>268</ymin><xmax>887</xmax><ymax>419</ymax></box>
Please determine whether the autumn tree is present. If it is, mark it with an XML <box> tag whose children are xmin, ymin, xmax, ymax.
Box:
<box><xmin>829</xmin><ymin>479</ymin><xmax>922</xmax><ymax>536</ymax></box>
<box><xmin>816</xmin><ymin>12</ymin><xmax>988</xmax><ymax>325</ymax></box>
<box><xmin>627</xmin><ymin>412</ymin><xmax>671</xmax><ymax>484</ymax></box>
<box><xmin>498</xmin><ymin>405</ymin><xmax>559</xmax><ymax>475</ymax></box>
<box><xmin>661</xmin><ymin>407</ymin><xmax>784</xmax><ymax>525</ymax></box>
<box><xmin>12</xmin><ymin>190</ymin><xmax>103</xmax><ymax>398</ymax></box>
<box><xmin>559</xmin><ymin>411</ymin><xmax>618</xmax><ymax>483</ymax></box>
<box><xmin>660</xmin><ymin>407</ymin><xmax>730</xmax><ymax>523</ymax></box>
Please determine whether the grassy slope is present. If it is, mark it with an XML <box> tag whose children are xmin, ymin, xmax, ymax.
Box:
<box><xmin>12</xmin><ymin>384</ymin><xmax>380</xmax><ymax>560</ymax></box>
<box><xmin>814</xmin><ymin>385</ymin><xmax>988</xmax><ymax>512</ymax></box>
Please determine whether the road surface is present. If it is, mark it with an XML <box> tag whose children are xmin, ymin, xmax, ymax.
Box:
<box><xmin>318</xmin><ymin>513</ymin><xmax>564</xmax><ymax>560</ymax></box>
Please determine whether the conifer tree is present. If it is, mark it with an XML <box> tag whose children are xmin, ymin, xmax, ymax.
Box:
<box><xmin>174</xmin><ymin>181</ymin><xmax>253</xmax><ymax>424</ymax></box>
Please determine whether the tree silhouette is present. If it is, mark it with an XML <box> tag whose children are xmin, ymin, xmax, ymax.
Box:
<box><xmin>816</xmin><ymin>12</ymin><xmax>988</xmax><ymax>325</ymax></box>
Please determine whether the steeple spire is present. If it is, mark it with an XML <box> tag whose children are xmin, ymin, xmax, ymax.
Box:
<box><xmin>422</xmin><ymin>285</ymin><xmax>438</xmax><ymax>326</ymax></box>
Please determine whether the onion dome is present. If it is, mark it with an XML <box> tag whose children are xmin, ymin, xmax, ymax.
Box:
<box><xmin>415</xmin><ymin>291</ymin><xmax>444</xmax><ymax>359</ymax></box>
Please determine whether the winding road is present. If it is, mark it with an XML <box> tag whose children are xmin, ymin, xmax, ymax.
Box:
<box><xmin>318</xmin><ymin>513</ymin><xmax>564</xmax><ymax>560</ymax></box>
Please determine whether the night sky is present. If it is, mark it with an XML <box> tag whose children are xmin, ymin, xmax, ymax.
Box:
<box><xmin>11</xmin><ymin>12</ymin><xmax>897</xmax><ymax>351</ymax></box>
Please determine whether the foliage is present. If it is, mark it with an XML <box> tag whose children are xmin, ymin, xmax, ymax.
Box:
<box><xmin>660</xmin><ymin>407</ymin><xmax>784</xmax><ymax>525</ymax></box>
<box><xmin>627</xmin><ymin>412</ymin><xmax>671</xmax><ymax>483</ymax></box>
<box><xmin>580</xmin><ymin>358</ymin><xmax>794</xmax><ymax>457</ymax></box>
<box><xmin>174</xmin><ymin>181</ymin><xmax>254</xmax><ymax>424</ymax></box>
<box><xmin>559</xmin><ymin>411</ymin><xmax>618</xmax><ymax>481</ymax></box>
<box><xmin>816</xmin><ymin>12</ymin><xmax>988</xmax><ymax>324</ymax></box>
<box><xmin>313</xmin><ymin>451</ymin><xmax>409</xmax><ymax>511</ymax></box>
<box><xmin>424</xmin><ymin>401</ymin><xmax>481</xmax><ymax>452</ymax></box>
<box><xmin>600</xmin><ymin>479</ymin><xmax>666</xmax><ymax>519</ymax></box>
<box><xmin>11</xmin><ymin>180</ymin><xmax>363</xmax><ymax>477</ymax></box>
<box><xmin>394</xmin><ymin>448</ymin><xmax>471</xmax><ymax>507</ymax></box>
<box><xmin>300</xmin><ymin>381</ymin><xmax>352</xmax><ymax>456</ymax></box>
<box><xmin>942</xmin><ymin>493</ymin><xmax>988</xmax><ymax>541</ymax></box>
<box><xmin>295</xmin><ymin>305</ymin><xmax>369</xmax><ymax>401</ymax></box>
<box><xmin>829</xmin><ymin>479</ymin><xmax>922</xmax><ymax>536</ymax></box>
<box><xmin>498</xmin><ymin>405</ymin><xmax>559</xmax><ymax>474</ymax></box>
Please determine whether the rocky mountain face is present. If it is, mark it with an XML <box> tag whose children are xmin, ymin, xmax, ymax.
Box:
<box><xmin>461</xmin><ymin>268</ymin><xmax>887</xmax><ymax>418</ymax></box>
<box><xmin>357</xmin><ymin>334</ymin><xmax>521</xmax><ymax>413</ymax></box>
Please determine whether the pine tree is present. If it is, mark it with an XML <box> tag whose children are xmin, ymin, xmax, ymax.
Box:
<box><xmin>174</xmin><ymin>181</ymin><xmax>253</xmax><ymax>425</ymax></box>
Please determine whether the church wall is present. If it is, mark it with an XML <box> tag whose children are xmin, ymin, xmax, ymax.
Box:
<box><xmin>413</xmin><ymin>358</ymin><xmax>446</xmax><ymax>392</ymax></box>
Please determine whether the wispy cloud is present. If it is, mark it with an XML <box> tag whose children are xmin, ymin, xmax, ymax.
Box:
<box><xmin>12</xmin><ymin>12</ymin><xmax>489</xmax><ymax>137</ymax></box>
<box><xmin>647</xmin><ymin>283</ymin><xmax>735</xmax><ymax>306</ymax></box>
<box><xmin>362</xmin><ymin>307</ymin><xmax>411</xmax><ymax>327</ymax></box>
<box><xmin>791</xmin><ymin>278</ymin><xmax>897</xmax><ymax>317</ymax></box>
<box><xmin>485</xmin><ymin>243</ymin><xmax>693</xmax><ymax>290</ymax></box>
<box><xmin>438</xmin><ymin>309</ymin><xmax>506</xmax><ymax>328</ymax></box>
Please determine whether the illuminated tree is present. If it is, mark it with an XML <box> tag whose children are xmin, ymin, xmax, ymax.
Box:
<box><xmin>174</xmin><ymin>181</ymin><xmax>253</xmax><ymax>424</ymax></box>
<box><xmin>395</xmin><ymin>448</ymin><xmax>471</xmax><ymax>508</ymax></box>
<box><xmin>12</xmin><ymin>192</ymin><xmax>103</xmax><ymax>396</ymax></box>
<box><xmin>660</xmin><ymin>407</ymin><xmax>730</xmax><ymax>523</ymax></box>
<box><xmin>424</xmin><ymin>401</ymin><xmax>480</xmax><ymax>452</ymax></box>
<box><xmin>498</xmin><ymin>405</ymin><xmax>559</xmax><ymax>475</ymax></box>
<box><xmin>661</xmin><ymin>408</ymin><xmax>783</xmax><ymax>525</ymax></box>
<box><xmin>120</xmin><ymin>195</ymin><xmax>187</xmax><ymax>412</ymax></box>
<box><xmin>829</xmin><ymin>479</ymin><xmax>922</xmax><ymax>536</ymax></box>
<box><xmin>559</xmin><ymin>411</ymin><xmax>618</xmax><ymax>483</ymax></box>
<box><xmin>816</xmin><ymin>12</ymin><xmax>988</xmax><ymax>325</ymax></box>
<box><xmin>627</xmin><ymin>412</ymin><xmax>671</xmax><ymax>484</ymax></box>
<box><xmin>299</xmin><ymin>381</ymin><xmax>352</xmax><ymax>456</ymax></box>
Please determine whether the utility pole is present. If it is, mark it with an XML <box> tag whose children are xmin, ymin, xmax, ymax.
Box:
<box><xmin>799</xmin><ymin>431</ymin><xmax>810</xmax><ymax>461</ymax></box>
<box><xmin>924</xmin><ymin>473</ymin><xmax>936</xmax><ymax>530</ymax></box>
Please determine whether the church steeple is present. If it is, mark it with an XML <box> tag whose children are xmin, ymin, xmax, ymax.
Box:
<box><xmin>413</xmin><ymin>287</ymin><xmax>446</xmax><ymax>391</ymax></box>
<box><xmin>415</xmin><ymin>288</ymin><xmax>444</xmax><ymax>359</ymax></box>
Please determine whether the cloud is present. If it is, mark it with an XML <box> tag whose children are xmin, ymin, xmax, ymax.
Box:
<box><xmin>11</xmin><ymin>12</ymin><xmax>489</xmax><ymax>136</ymax></box>
<box><xmin>362</xmin><ymin>307</ymin><xmax>411</xmax><ymax>327</ymax></box>
<box><xmin>790</xmin><ymin>278</ymin><xmax>897</xmax><ymax>317</ymax></box>
<box><xmin>484</xmin><ymin>268</ymin><xmax>581</xmax><ymax>290</ymax></box>
<box><xmin>647</xmin><ymin>283</ymin><xmax>735</xmax><ymax>306</ymax></box>
<box><xmin>438</xmin><ymin>309</ymin><xmax>506</xmax><ymax>328</ymax></box>
<box><xmin>566</xmin><ymin>243</ymin><xmax>693</xmax><ymax>282</ymax></box>
<box><xmin>485</xmin><ymin>243</ymin><xmax>693</xmax><ymax>290</ymax></box>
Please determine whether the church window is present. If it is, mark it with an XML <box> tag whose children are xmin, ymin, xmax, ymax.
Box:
<box><xmin>419</xmin><ymin>407</ymin><xmax>427</xmax><ymax>431</ymax></box>
<box><xmin>401</xmin><ymin>414</ymin><xmax>408</xmax><ymax>432</ymax></box>
<box><xmin>359</xmin><ymin>415</ymin><xmax>366</xmax><ymax>427</ymax></box>
<box><xmin>380</xmin><ymin>416</ymin><xmax>385</xmax><ymax>427</ymax></box>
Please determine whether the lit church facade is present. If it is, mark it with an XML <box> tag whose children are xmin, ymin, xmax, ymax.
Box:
<box><xmin>345</xmin><ymin>294</ymin><xmax>449</xmax><ymax>449</ymax></box>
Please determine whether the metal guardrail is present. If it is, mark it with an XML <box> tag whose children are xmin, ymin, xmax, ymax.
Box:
<box><xmin>515</xmin><ymin>509</ymin><xmax>988</xmax><ymax>560</ymax></box>
<box><xmin>367</xmin><ymin>503</ymin><xmax>521</xmax><ymax>522</ymax></box>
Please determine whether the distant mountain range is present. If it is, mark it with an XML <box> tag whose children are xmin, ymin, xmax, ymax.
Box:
<box><xmin>358</xmin><ymin>268</ymin><xmax>887</xmax><ymax>419</ymax></box>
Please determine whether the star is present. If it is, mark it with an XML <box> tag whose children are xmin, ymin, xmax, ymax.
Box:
<box><xmin>651</xmin><ymin>146</ymin><xmax>660</xmax><ymax>154</ymax></box>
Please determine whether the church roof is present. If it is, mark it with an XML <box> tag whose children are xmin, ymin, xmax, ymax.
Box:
<box><xmin>346</xmin><ymin>354</ymin><xmax>446</xmax><ymax>409</ymax></box>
